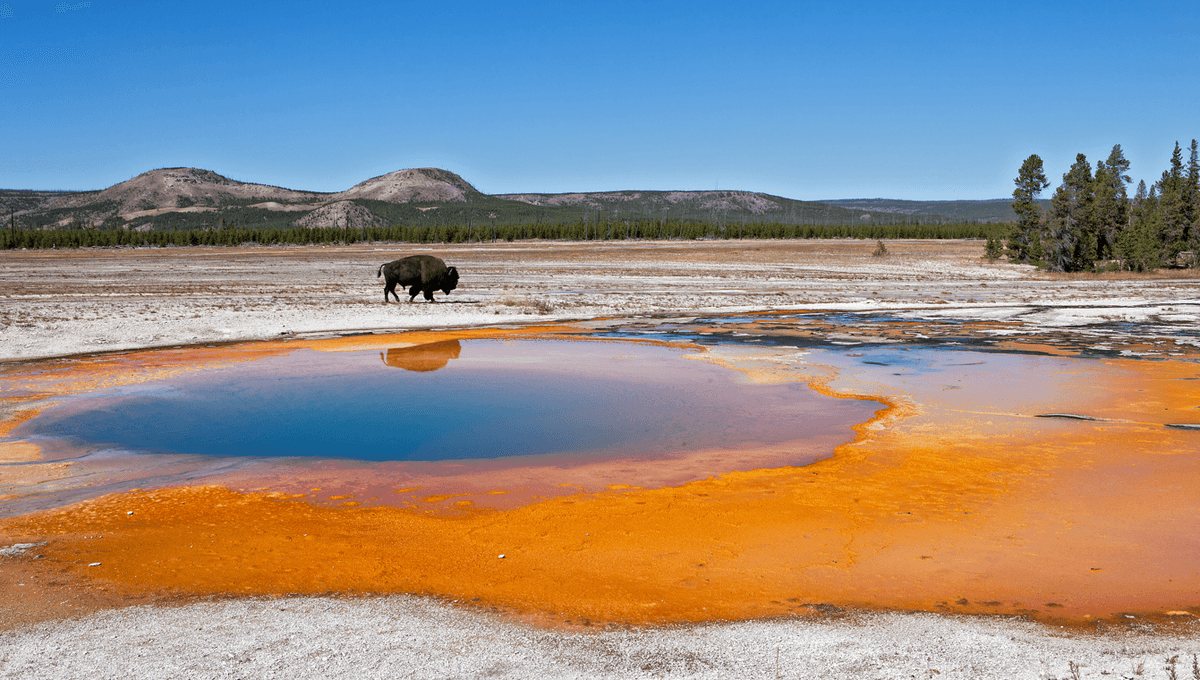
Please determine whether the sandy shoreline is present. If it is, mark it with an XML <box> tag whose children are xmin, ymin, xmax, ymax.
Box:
<box><xmin>2</xmin><ymin>240</ymin><xmax>1199</xmax><ymax>678</ymax></box>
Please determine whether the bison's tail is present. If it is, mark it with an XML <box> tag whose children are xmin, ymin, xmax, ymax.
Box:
<box><xmin>376</xmin><ymin>264</ymin><xmax>383</xmax><ymax>278</ymax></box>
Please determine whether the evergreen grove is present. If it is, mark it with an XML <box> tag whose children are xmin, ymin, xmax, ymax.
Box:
<box><xmin>1007</xmin><ymin>140</ymin><xmax>1200</xmax><ymax>272</ymax></box>
<box><xmin>0</xmin><ymin>219</ymin><xmax>994</xmax><ymax>250</ymax></box>
<box><xmin>7</xmin><ymin>141</ymin><xmax>1198</xmax><ymax>268</ymax></box>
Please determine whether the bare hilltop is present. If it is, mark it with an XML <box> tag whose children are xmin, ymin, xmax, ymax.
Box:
<box><xmin>20</xmin><ymin>167</ymin><xmax>481</xmax><ymax>229</ymax></box>
<box><xmin>2</xmin><ymin>167</ymin><xmax>1020</xmax><ymax>233</ymax></box>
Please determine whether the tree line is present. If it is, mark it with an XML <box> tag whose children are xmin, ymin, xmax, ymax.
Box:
<box><xmin>0</xmin><ymin>219</ymin><xmax>993</xmax><ymax>250</ymax></box>
<box><xmin>1007</xmin><ymin>140</ymin><xmax>1199</xmax><ymax>271</ymax></box>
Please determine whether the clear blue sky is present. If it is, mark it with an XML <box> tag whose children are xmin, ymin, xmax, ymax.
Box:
<box><xmin>3</xmin><ymin>0</ymin><xmax>1197</xmax><ymax>200</ymax></box>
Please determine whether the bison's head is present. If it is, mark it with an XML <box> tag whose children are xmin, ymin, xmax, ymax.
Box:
<box><xmin>441</xmin><ymin>266</ymin><xmax>460</xmax><ymax>294</ymax></box>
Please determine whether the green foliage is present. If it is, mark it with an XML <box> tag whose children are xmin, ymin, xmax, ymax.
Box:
<box><xmin>0</xmin><ymin>189</ymin><xmax>82</xmax><ymax>215</ymax></box>
<box><xmin>1009</xmin><ymin>154</ymin><xmax>1050</xmax><ymax>263</ymax></box>
<box><xmin>11</xmin><ymin>199</ymin><xmax>118</xmax><ymax>231</ymax></box>
<box><xmin>1187</xmin><ymin>140</ymin><xmax>1200</xmax><ymax>257</ymax></box>
<box><xmin>1116</xmin><ymin>180</ymin><xmax>1161</xmax><ymax>272</ymax></box>
<box><xmin>121</xmin><ymin>206</ymin><xmax>302</xmax><ymax>232</ymax></box>
<box><xmin>984</xmin><ymin>230</ymin><xmax>1003</xmax><ymax>261</ymax></box>
<box><xmin>351</xmin><ymin>192</ymin><xmax>957</xmax><ymax>229</ymax></box>
<box><xmin>1044</xmin><ymin>154</ymin><xmax>1096</xmax><ymax>272</ymax></box>
<box><xmin>0</xmin><ymin>219</ymin><xmax>996</xmax><ymax>251</ymax></box>
<box><xmin>1157</xmin><ymin>142</ymin><xmax>1190</xmax><ymax>263</ymax></box>
<box><xmin>1014</xmin><ymin>138</ymin><xmax>1200</xmax><ymax>272</ymax></box>
<box><xmin>1092</xmin><ymin>144</ymin><xmax>1131</xmax><ymax>261</ymax></box>
<box><xmin>819</xmin><ymin>198</ymin><xmax>1042</xmax><ymax>223</ymax></box>
<box><xmin>1026</xmin><ymin>228</ymin><xmax>1044</xmax><ymax>264</ymax></box>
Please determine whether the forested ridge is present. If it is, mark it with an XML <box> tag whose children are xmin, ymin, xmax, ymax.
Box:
<box><xmin>0</xmin><ymin>219</ymin><xmax>992</xmax><ymax>249</ymax></box>
<box><xmin>6</xmin><ymin>142</ymin><xmax>1199</xmax><ymax>274</ymax></box>
<box><xmin>1005</xmin><ymin>140</ymin><xmax>1200</xmax><ymax>271</ymax></box>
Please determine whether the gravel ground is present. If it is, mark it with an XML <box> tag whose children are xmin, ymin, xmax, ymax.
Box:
<box><xmin>2</xmin><ymin>239</ymin><xmax>1199</xmax><ymax>678</ymax></box>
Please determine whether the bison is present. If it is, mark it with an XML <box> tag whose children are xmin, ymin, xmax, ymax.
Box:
<box><xmin>377</xmin><ymin>255</ymin><xmax>459</xmax><ymax>303</ymax></box>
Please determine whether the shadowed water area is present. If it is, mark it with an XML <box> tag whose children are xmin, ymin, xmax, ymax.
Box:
<box><xmin>9</xmin><ymin>337</ymin><xmax>878</xmax><ymax>477</ymax></box>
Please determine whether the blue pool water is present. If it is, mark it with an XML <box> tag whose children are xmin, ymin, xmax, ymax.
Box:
<box><xmin>15</xmin><ymin>339</ymin><xmax>880</xmax><ymax>463</ymax></box>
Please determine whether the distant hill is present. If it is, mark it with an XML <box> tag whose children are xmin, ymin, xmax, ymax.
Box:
<box><xmin>493</xmin><ymin>189</ymin><xmax>947</xmax><ymax>225</ymax></box>
<box><xmin>0</xmin><ymin>189</ymin><xmax>84</xmax><ymax>216</ymax></box>
<box><xmin>820</xmin><ymin>198</ymin><xmax>1052</xmax><ymax>223</ymax></box>
<box><xmin>6</xmin><ymin>167</ymin><xmax>484</xmax><ymax>232</ymax></box>
<box><xmin>43</xmin><ymin>167</ymin><xmax>328</xmax><ymax>216</ymax></box>
<box><xmin>5</xmin><ymin>167</ymin><xmax>1012</xmax><ymax>233</ymax></box>
<box><xmin>339</xmin><ymin>168</ymin><xmax>484</xmax><ymax>203</ymax></box>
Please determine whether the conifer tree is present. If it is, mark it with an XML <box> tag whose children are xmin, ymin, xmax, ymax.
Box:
<box><xmin>1186</xmin><ymin>139</ymin><xmax>1200</xmax><ymax>264</ymax></box>
<box><xmin>1185</xmin><ymin>140</ymin><xmax>1199</xmax><ymax>222</ymax></box>
<box><xmin>1156</xmin><ymin>142</ymin><xmax>1188</xmax><ymax>264</ymax></box>
<box><xmin>1119</xmin><ymin>180</ymin><xmax>1160</xmax><ymax>271</ymax></box>
<box><xmin>1092</xmin><ymin>144</ymin><xmax>1131</xmax><ymax>262</ymax></box>
<box><xmin>985</xmin><ymin>230</ymin><xmax>1003</xmax><ymax>261</ymax></box>
<box><xmin>1045</xmin><ymin>154</ymin><xmax>1096</xmax><ymax>272</ymax></box>
<box><xmin>1009</xmin><ymin>154</ymin><xmax>1050</xmax><ymax>263</ymax></box>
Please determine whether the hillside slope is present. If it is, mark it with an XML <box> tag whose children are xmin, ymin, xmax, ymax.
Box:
<box><xmin>336</xmin><ymin>168</ymin><xmax>483</xmax><ymax>203</ymax></box>
<box><xmin>495</xmin><ymin>189</ymin><xmax>951</xmax><ymax>225</ymax></box>
<box><xmin>11</xmin><ymin>167</ymin><xmax>1003</xmax><ymax>231</ymax></box>
<box><xmin>820</xmin><ymin>198</ymin><xmax>1052</xmax><ymax>223</ymax></box>
<box><xmin>45</xmin><ymin>168</ymin><xmax>327</xmax><ymax>217</ymax></box>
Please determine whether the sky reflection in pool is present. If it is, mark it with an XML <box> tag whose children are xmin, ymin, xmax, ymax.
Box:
<box><xmin>16</xmin><ymin>339</ymin><xmax>879</xmax><ymax>464</ymax></box>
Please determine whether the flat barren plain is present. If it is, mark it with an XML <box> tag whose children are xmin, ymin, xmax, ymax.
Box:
<box><xmin>2</xmin><ymin>239</ymin><xmax>1199</xmax><ymax>679</ymax></box>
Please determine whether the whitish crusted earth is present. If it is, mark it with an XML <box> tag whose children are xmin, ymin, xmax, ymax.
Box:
<box><xmin>1</xmin><ymin>239</ymin><xmax>1198</xmax><ymax>361</ymax></box>
<box><xmin>2</xmin><ymin>239</ymin><xmax>1199</xmax><ymax>678</ymax></box>
<box><xmin>2</xmin><ymin>595</ymin><xmax>1198</xmax><ymax>680</ymax></box>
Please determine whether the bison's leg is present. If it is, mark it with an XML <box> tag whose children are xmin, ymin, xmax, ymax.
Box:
<box><xmin>384</xmin><ymin>278</ymin><xmax>401</xmax><ymax>303</ymax></box>
<box><xmin>408</xmin><ymin>285</ymin><xmax>420</xmax><ymax>302</ymax></box>
<box><xmin>423</xmin><ymin>288</ymin><xmax>436</xmax><ymax>302</ymax></box>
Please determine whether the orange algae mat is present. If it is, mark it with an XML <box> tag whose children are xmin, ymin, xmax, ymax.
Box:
<box><xmin>2</xmin><ymin>325</ymin><xmax>1199</xmax><ymax>626</ymax></box>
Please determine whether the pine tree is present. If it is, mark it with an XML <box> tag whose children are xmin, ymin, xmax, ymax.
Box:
<box><xmin>1092</xmin><ymin>144</ymin><xmax>1131</xmax><ymax>262</ymax></box>
<box><xmin>1045</xmin><ymin>154</ymin><xmax>1096</xmax><ymax>272</ymax></box>
<box><xmin>1119</xmin><ymin>180</ymin><xmax>1160</xmax><ymax>271</ymax></box>
<box><xmin>1186</xmin><ymin>139</ymin><xmax>1200</xmax><ymax>265</ymax></box>
<box><xmin>1184</xmin><ymin>139</ymin><xmax>1199</xmax><ymax>224</ymax></box>
<box><xmin>984</xmin><ymin>231</ymin><xmax>1003</xmax><ymax>261</ymax></box>
<box><xmin>1157</xmin><ymin>141</ymin><xmax>1188</xmax><ymax>265</ymax></box>
<box><xmin>1009</xmin><ymin>154</ymin><xmax>1050</xmax><ymax>263</ymax></box>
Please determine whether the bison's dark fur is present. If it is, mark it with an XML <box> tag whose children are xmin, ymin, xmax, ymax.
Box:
<box><xmin>377</xmin><ymin>255</ymin><xmax>459</xmax><ymax>303</ymax></box>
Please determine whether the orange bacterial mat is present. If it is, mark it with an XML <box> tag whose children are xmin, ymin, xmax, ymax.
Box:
<box><xmin>2</xmin><ymin>323</ymin><xmax>1198</xmax><ymax>627</ymax></box>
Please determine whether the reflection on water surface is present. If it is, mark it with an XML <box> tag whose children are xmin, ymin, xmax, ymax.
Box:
<box><xmin>14</xmin><ymin>339</ymin><xmax>877</xmax><ymax>464</ymax></box>
<box><xmin>381</xmin><ymin>339</ymin><xmax>462</xmax><ymax>372</ymax></box>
